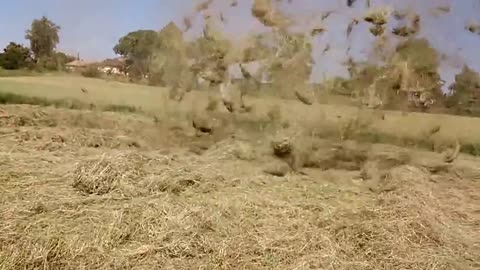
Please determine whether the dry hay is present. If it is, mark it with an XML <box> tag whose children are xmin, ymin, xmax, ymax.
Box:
<box><xmin>251</xmin><ymin>0</ymin><xmax>291</xmax><ymax>28</ymax></box>
<box><xmin>393</xmin><ymin>9</ymin><xmax>409</xmax><ymax>20</ymax></box>
<box><xmin>361</xmin><ymin>150</ymin><xmax>412</xmax><ymax>182</ymax></box>
<box><xmin>369</xmin><ymin>24</ymin><xmax>385</xmax><ymax>36</ymax></box>
<box><xmin>443</xmin><ymin>138</ymin><xmax>461</xmax><ymax>163</ymax></box>
<box><xmin>303</xmin><ymin>141</ymin><xmax>370</xmax><ymax>171</ymax></box>
<box><xmin>1</xmin><ymin>104</ymin><xmax>480</xmax><ymax>269</ymax></box>
<box><xmin>338</xmin><ymin>113</ymin><xmax>373</xmax><ymax>141</ymax></box>
<box><xmin>34</xmin><ymin>129</ymin><xmax>143</xmax><ymax>151</ymax></box>
<box><xmin>140</xmin><ymin>167</ymin><xmax>205</xmax><ymax>194</ymax></box>
<box><xmin>263</xmin><ymin>159</ymin><xmax>291</xmax><ymax>176</ymax></box>
<box><xmin>269</xmin><ymin>130</ymin><xmax>312</xmax><ymax>171</ymax></box>
<box><xmin>232</xmin><ymin>141</ymin><xmax>257</xmax><ymax>161</ymax></box>
<box><xmin>0</xmin><ymin>107</ymin><xmax>59</xmax><ymax>128</ymax></box>
<box><xmin>72</xmin><ymin>149</ymin><xmax>223</xmax><ymax>197</ymax></box>
<box><xmin>195</xmin><ymin>0</ymin><xmax>214</xmax><ymax>12</ymax></box>
<box><xmin>321</xmin><ymin>10</ymin><xmax>334</xmax><ymax>21</ymax></box>
<box><xmin>310</xmin><ymin>26</ymin><xmax>326</xmax><ymax>36</ymax></box>
<box><xmin>466</xmin><ymin>21</ymin><xmax>480</xmax><ymax>35</ymax></box>
<box><xmin>346</xmin><ymin>18</ymin><xmax>359</xmax><ymax>37</ymax></box>
<box><xmin>294</xmin><ymin>87</ymin><xmax>315</xmax><ymax>105</ymax></box>
<box><xmin>191</xmin><ymin>112</ymin><xmax>217</xmax><ymax>135</ymax></box>
<box><xmin>330</xmin><ymin>165</ymin><xmax>480</xmax><ymax>269</ymax></box>
<box><xmin>364</xmin><ymin>7</ymin><xmax>392</xmax><ymax>26</ymax></box>
<box><xmin>168</xmin><ymin>85</ymin><xmax>186</xmax><ymax>102</ymax></box>
<box><xmin>72</xmin><ymin>152</ymin><xmax>147</xmax><ymax>195</ymax></box>
<box><xmin>390</xmin><ymin>10</ymin><xmax>420</xmax><ymax>37</ymax></box>
<box><xmin>205</xmin><ymin>96</ymin><xmax>219</xmax><ymax>112</ymax></box>
<box><xmin>392</xmin><ymin>25</ymin><xmax>416</xmax><ymax>37</ymax></box>
<box><xmin>431</xmin><ymin>5</ymin><xmax>451</xmax><ymax>16</ymax></box>
<box><xmin>266</xmin><ymin>104</ymin><xmax>282</xmax><ymax>123</ymax></box>
<box><xmin>271</xmin><ymin>137</ymin><xmax>294</xmax><ymax>158</ymax></box>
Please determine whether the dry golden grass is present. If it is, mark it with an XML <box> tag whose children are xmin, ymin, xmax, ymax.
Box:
<box><xmin>0</xmin><ymin>103</ymin><xmax>478</xmax><ymax>269</ymax></box>
<box><xmin>72</xmin><ymin>153</ymin><xmax>148</xmax><ymax>195</ymax></box>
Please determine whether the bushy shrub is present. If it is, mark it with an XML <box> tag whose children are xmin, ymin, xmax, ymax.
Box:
<box><xmin>81</xmin><ymin>66</ymin><xmax>101</xmax><ymax>78</ymax></box>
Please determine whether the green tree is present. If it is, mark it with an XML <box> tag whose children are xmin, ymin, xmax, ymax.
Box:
<box><xmin>35</xmin><ymin>51</ymin><xmax>75</xmax><ymax>71</ymax></box>
<box><xmin>113</xmin><ymin>30</ymin><xmax>158</xmax><ymax>78</ymax></box>
<box><xmin>53</xmin><ymin>52</ymin><xmax>76</xmax><ymax>70</ymax></box>
<box><xmin>0</xmin><ymin>42</ymin><xmax>32</xmax><ymax>70</ymax></box>
<box><xmin>445</xmin><ymin>66</ymin><xmax>480</xmax><ymax>115</ymax></box>
<box><xmin>25</xmin><ymin>16</ymin><xmax>61</xmax><ymax>59</ymax></box>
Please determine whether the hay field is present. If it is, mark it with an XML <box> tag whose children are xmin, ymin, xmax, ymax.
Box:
<box><xmin>0</xmin><ymin>75</ymin><xmax>479</xmax><ymax>269</ymax></box>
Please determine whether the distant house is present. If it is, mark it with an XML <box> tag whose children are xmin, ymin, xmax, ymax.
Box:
<box><xmin>65</xmin><ymin>59</ymin><xmax>95</xmax><ymax>72</ymax></box>
<box><xmin>99</xmin><ymin>57</ymin><xmax>126</xmax><ymax>75</ymax></box>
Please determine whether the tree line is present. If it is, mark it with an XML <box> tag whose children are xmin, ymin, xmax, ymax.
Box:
<box><xmin>0</xmin><ymin>16</ymin><xmax>76</xmax><ymax>71</ymax></box>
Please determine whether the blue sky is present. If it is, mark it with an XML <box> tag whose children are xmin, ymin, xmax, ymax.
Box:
<box><xmin>1</xmin><ymin>0</ymin><xmax>480</xmax><ymax>85</ymax></box>
<box><xmin>0</xmin><ymin>0</ymin><xmax>191</xmax><ymax>60</ymax></box>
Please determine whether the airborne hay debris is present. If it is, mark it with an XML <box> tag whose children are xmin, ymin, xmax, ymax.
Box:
<box><xmin>183</xmin><ymin>17</ymin><xmax>192</xmax><ymax>32</ymax></box>
<box><xmin>443</xmin><ymin>139</ymin><xmax>461</xmax><ymax>163</ymax></box>
<box><xmin>393</xmin><ymin>9</ymin><xmax>408</xmax><ymax>20</ymax></box>
<box><xmin>271</xmin><ymin>137</ymin><xmax>293</xmax><ymax>158</ymax></box>
<box><xmin>321</xmin><ymin>10</ymin><xmax>334</xmax><ymax>21</ymax></box>
<box><xmin>432</xmin><ymin>5</ymin><xmax>451</xmax><ymax>16</ymax></box>
<box><xmin>295</xmin><ymin>88</ymin><xmax>315</xmax><ymax>105</ymax></box>
<box><xmin>364</xmin><ymin>7</ymin><xmax>392</xmax><ymax>26</ymax></box>
<box><xmin>251</xmin><ymin>0</ymin><xmax>290</xmax><ymax>28</ymax></box>
<box><xmin>195</xmin><ymin>0</ymin><xmax>214</xmax><ymax>12</ymax></box>
<box><xmin>346</xmin><ymin>19</ymin><xmax>359</xmax><ymax>37</ymax></box>
<box><xmin>466</xmin><ymin>21</ymin><xmax>480</xmax><ymax>35</ymax></box>
<box><xmin>263</xmin><ymin>159</ymin><xmax>290</xmax><ymax>176</ymax></box>
<box><xmin>392</xmin><ymin>25</ymin><xmax>416</xmax><ymax>37</ymax></box>
<box><xmin>311</xmin><ymin>26</ymin><xmax>326</xmax><ymax>36</ymax></box>
<box><xmin>370</xmin><ymin>24</ymin><xmax>385</xmax><ymax>36</ymax></box>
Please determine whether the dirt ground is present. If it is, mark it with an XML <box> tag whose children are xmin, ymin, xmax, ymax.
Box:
<box><xmin>0</xmin><ymin>104</ymin><xmax>479</xmax><ymax>270</ymax></box>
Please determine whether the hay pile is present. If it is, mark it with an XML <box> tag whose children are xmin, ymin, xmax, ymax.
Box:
<box><xmin>328</xmin><ymin>166</ymin><xmax>479</xmax><ymax>269</ymax></box>
<box><xmin>140</xmin><ymin>167</ymin><xmax>204</xmax><ymax>194</ymax></box>
<box><xmin>72</xmin><ymin>152</ymin><xmax>147</xmax><ymax>195</ymax></box>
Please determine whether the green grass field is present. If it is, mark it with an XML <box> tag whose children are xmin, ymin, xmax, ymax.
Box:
<box><xmin>1</xmin><ymin>74</ymin><xmax>480</xmax><ymax>152</ymax></box>
<box><xmin>0</xmin><ymin>75</ymin><xmax>168</xmax><ymax>108</ymax></box>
